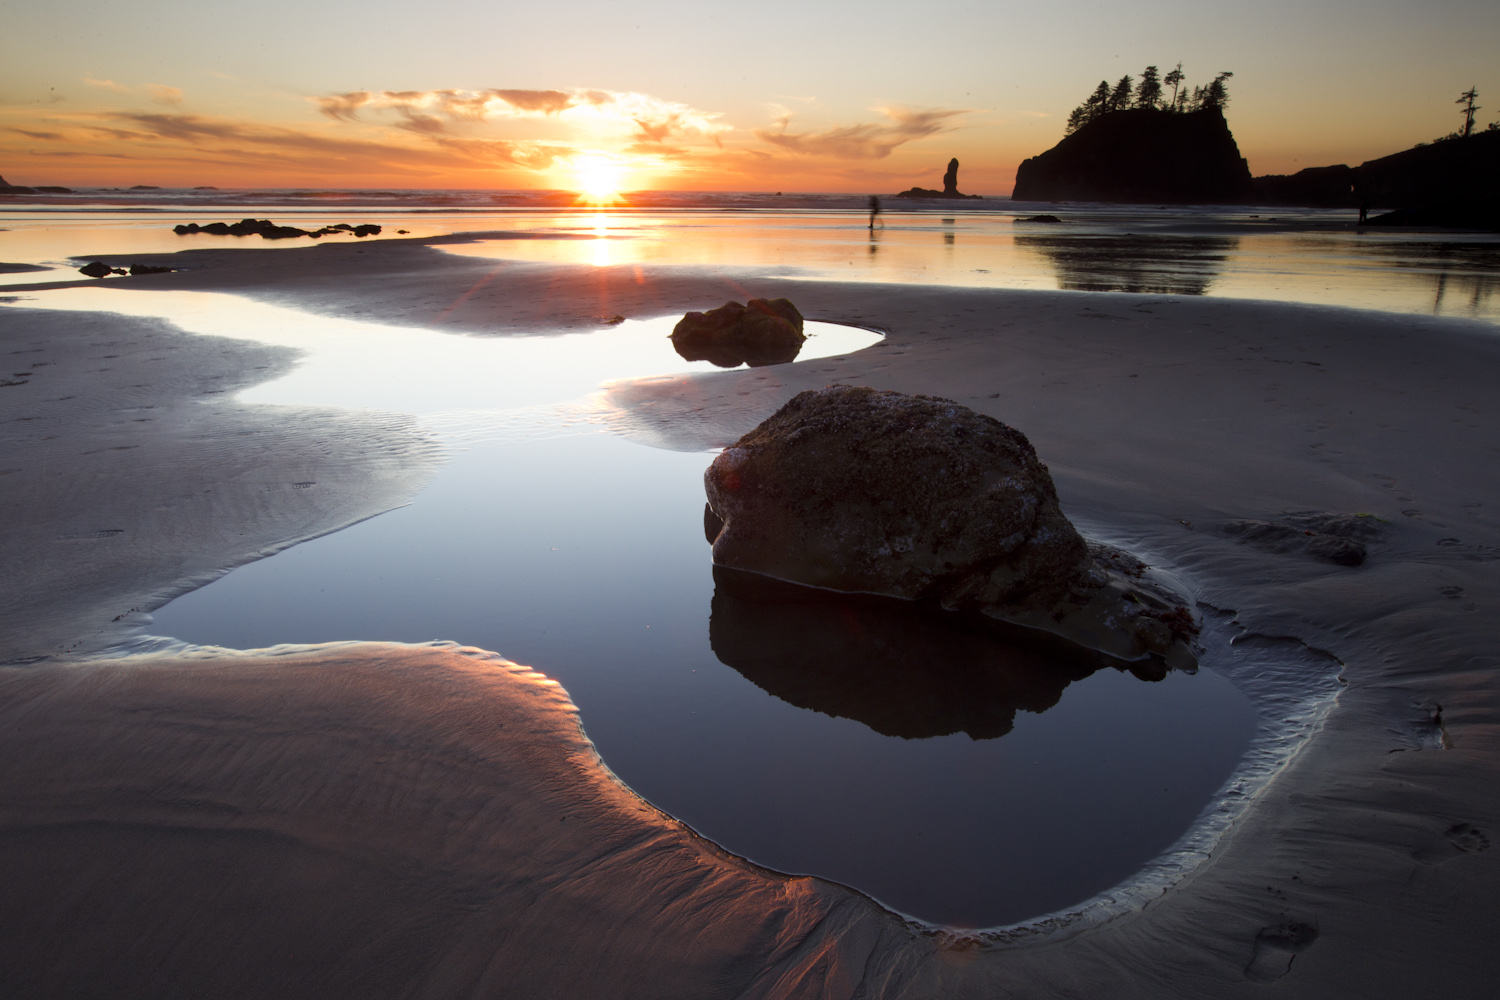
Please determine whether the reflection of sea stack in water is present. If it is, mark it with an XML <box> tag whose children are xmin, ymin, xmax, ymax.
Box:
<box><xmin>703</xmin><ymin>386</ymin><xmax>1198</xmax><ymax>662</ymax></box>
<box><xmin>670</xmin><ymin>298</ymin><xmax>806</xmax><ymax>368</ymax></box>
<box><xmin>895</xmin><ymin>158</ymin><xmax>983</xmax><ymax>200</ymax></box>
<box><xmin>709</xmin><ymin>566</ymin><xmax>1109</xmax><ymax>739</ymax></box>
<box><xmin>1016</xmin><ymin>233</ymin><xmax>1238</xmax><ymax>295</ymax></box>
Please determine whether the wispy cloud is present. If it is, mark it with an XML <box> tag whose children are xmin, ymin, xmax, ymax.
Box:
<box><xmin>84</xmin><ymin>77</ymin><xmax>133</xmax><ymax>96</ymax></box>
<box><xmin>755</xmin><ymin>107</ymin><xmax>965</xmax><ymax>159</ymax></box>
<box><xmin>102</xmin><ymin>111</ymin><xmax>572</xmax><ymax>170</ymax></box>
<box><xmin>146</xmin><ymin>85</ymin><xmax>184</xmax><ymax>107</ymax></box>
<box><xmin>9</xmin><ymin>128</ymin><xmax>63</xmax><ymax>140</ymax></box>
<box><xmin>313</xmin><ymin>87</ymin><xmax>727</xmax><ymax>144</ymax></box>
<box><xmin>83</xmin><ymin>77</ymin><xmax>185</xmax><ymax>107</ymax></box>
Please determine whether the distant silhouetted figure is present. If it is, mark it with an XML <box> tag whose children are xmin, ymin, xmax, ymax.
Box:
<box><xmin>868</xmin><ymin>195</ymin><xmax>881</xmax><ymax>230</ymax></box>
<box><xmin>942</xmin><ymin>159</ymin><xmax>960</xmax><ymax>196</ymax></box>
<box><xmin>1358</xmin><ymin>200</ymin><xmax>1369</xmax><ymax>224</ymax></box>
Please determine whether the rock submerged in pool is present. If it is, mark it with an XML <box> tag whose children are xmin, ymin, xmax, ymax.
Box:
<box><xmin>703</xmin><ymin>386</ymin><xmax>1198</xmax><ymax>663</ymax></box>
<box><xmin>670</xmin><ymin>298</ymin><xmax>806</xmax><ymax>368</ymax></box>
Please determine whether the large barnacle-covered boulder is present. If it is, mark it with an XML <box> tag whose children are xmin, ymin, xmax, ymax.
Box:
<box><xmin>702</xmin><ymin>386</ymin><xmax>1197</xmax><ymax>663</ymax></box>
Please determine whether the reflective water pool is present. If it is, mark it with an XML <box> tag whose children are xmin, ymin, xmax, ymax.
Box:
<box><xmin>7</xmin><ymin>285</ymin><xmax>1264</xmax><ymax>927</ymax></box>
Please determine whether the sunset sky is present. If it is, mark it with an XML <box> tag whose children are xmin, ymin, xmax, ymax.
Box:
<box><xmin>3</xmin><ymin>0</ymin><xmax>1497</xmax><ymax>194</ymax></box>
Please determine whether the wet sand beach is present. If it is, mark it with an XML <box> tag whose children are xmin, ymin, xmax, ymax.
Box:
<box><xmin>2</xmin><ymin>235</ymin><xmax>1498</xmax><ymax>996</ymax></box>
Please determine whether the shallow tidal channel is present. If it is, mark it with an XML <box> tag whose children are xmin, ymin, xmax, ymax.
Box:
<box><xmin>18</xmin><ymin>286</ymin><xmax>1266</xmax><ymax>928</ymax></box>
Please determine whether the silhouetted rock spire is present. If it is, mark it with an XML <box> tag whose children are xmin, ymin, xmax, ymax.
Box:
<box><xmin>896</xmin><ymin>158</ymin><xmax>982</xmax><ymax>199</ymax></box>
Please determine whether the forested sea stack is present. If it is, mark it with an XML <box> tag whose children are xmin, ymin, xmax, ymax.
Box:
<box><xmin>1013</xmin><ymin>65</ymin><xmax>1254</xmax><ymax>204</ymax></box>
<box><xmin>1013</xmin><ymin>106</ymin><xmax>1253</xmax><ymax>204</ymax></box>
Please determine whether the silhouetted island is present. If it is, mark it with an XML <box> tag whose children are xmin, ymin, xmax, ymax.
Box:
<box><xmin>0</xmin><ymin>174</ymin><xmax>73</xmax><ymax>195</ymax></box>
<box><xmin>895</xmin><ymin>158</ymin><xmax>982</xmax><ymax>199</ymax></box>
<box><xmin>1013</xmin><ymin>107</ymin><xmax>1253</xmax><ymax>204</ymax></box>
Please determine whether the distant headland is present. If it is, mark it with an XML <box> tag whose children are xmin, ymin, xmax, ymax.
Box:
<box><xmin>0</xmin><ymin>173</ymin><xmax>72</xmax><ymax>195</ymax></box>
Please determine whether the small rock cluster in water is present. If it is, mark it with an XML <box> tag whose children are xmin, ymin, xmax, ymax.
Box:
<box><xmin>703</xmin><ymin>386</ymin><xmax>1199</xmax><ymax>665</ymax></box>
<box><xmin>172</xmin><ymin>219</ymin><xmax>382</xmax><ymax>240</ymax></box>
<box><xmin>77</xmin><ymin>261</ymin><xmax>173</xmax><ymax>278</ymax></box>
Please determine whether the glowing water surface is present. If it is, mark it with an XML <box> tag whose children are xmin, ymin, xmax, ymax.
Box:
<box><xmin>14</xmin><ymin>286</ymin><xmax>1263</xmax><ymax>928</ymax></box>
<box><xmin>4</xmin><ymin>203</ymin><xmax>1499</xmax><ymax>322</ymax></box>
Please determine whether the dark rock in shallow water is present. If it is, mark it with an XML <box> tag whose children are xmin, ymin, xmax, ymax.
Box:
<box><xmin>173</xmin><ymin>219</ymin><xmax>383</xmax><ymax>240</ymax></box>
<box><xmin>670</xmin><ymin>298</ymin><xmax>805</xmax><ymax>368</ymax></box>
<box><xmin>1222</xmin><ymin>511</ymin><xmax>1385</xmax><ymax>566</ymax></box>
<box><xmin>704</xmin><ymin>386</ymin><xmax>1198</xmax><ymax>661</ymax></box>
<box><xmin>77</xmin><ymin>261</ymin><xmax>112</xmax><ymax>278</ymax></box>
<box><xmin>709</xmin><ymin>565</ymin><xmax>1112</xmax><ymax>740</ymax></box>
<box><xmin>1017</xmin><ymin>214</ymin><xmax>1062</xmax><ymax>223</ymax></box>
<box><xmin>1012</xmin><ymin>108</ymin><xmax>1253</xmax><ymax>204</ymax></box>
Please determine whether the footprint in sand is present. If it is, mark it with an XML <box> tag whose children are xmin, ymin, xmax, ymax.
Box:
<box><xmin>1244</xmin><ymin>921</ymin><xmax>1319</xmax><ymax>982</ymax></box>
<box><xmin>1414</xmin><ymin>823</ymin><xmax>1490</xmax><ymax>864</ymax></box>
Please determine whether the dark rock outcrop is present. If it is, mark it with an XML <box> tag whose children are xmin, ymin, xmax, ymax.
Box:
<box><xmin>1247</xmin><ymin>131</ymin><xmax>1500</xmax><ymax>222</ymax></box>
<box><xmin>1016</xmin><ymin>214</ymin><xmax>1062</xmax><ymax>223</ymax></box>
<box><xmin>670</xmin><ymin>298</ymin><xmax>805</xmax><ymax>368</ymax></box>
<box><xmin>895</xmin><ymin>158</ymin><xmax>983</xmax><ymax>199</ymax></box>
<box><xmin>1356</xmin><ymin>131</ymin><xmax>1500</xmax><ymax>214</ymax></box>
<box><xmin>78</xmin><ymin>261</ymin><xmax>173</xmax><ymax>278</ymax></box>
<box><xmin>0</xmin><ymin>174</ymin><xmax>37</xmax><ymax>195</ymax></box>
<box><xmin>703</xmin><ymin>386</ymin><xmax>1198</xmax><ymax>661</ymax></box>
<box><xmin>1012</xmin><ymin>108</ymin><xmax>1254</xmax><ymax>204</ymax></box>
<box><xmin>1365</xmin><ymin>199</ymin><xmax>1500</xmax><ymax>231</ymax></box>
<box><xmin>173</xmin><ymin>219</ymin><xmax>382</xmax><ymax>240</ymax></box>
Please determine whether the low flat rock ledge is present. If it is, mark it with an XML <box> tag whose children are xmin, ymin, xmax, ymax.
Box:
<box><xmin>703</xmin><ymin>386</ymin><xmax>1197</xmax><ymax>663</ymax></box>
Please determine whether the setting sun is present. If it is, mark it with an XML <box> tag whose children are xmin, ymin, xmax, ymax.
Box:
<box><xmin>570</xmin><ymin>154</ymin><xmax>627</xmax><ymax>205</ymax></box>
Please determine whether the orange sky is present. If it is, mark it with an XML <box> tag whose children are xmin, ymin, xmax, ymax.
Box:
<box><xmin>3</xmin><ymin>1</ymin><xmax>1497</xmax><ymax>194</ymax></box>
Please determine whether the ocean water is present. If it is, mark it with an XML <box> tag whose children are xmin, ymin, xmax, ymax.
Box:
<box><xmin>3</xmin><ymin>189</ymin><xmax>1498</xmax><ymax>322</ymax></box>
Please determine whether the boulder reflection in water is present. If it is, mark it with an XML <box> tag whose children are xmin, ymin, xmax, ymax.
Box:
<box><xmin>671</xmin><ymin>335</ymin><xmax>803</xmax><ymax>368</ymax></box>
<box><xmin>1016</xmin><ymin>234</ymin><xmax>1239</xmax><ymax>296</ymax></box>
<box><xmin>709</xmin><ymin>566</ymin><xmax>1166</xmax><ymax>741</ymax></box>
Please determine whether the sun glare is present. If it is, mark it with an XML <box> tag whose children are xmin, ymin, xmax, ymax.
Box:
<box><xmin>571</xmin><ymin>154</ymin><xmax>627</xmax><ymax>205</ymax></box>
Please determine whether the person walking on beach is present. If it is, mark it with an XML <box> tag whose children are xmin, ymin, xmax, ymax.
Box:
<box><xmin>868</xmin><ymin>195</ymin><xmax>881</xmax><ymax>231</ymax></box>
